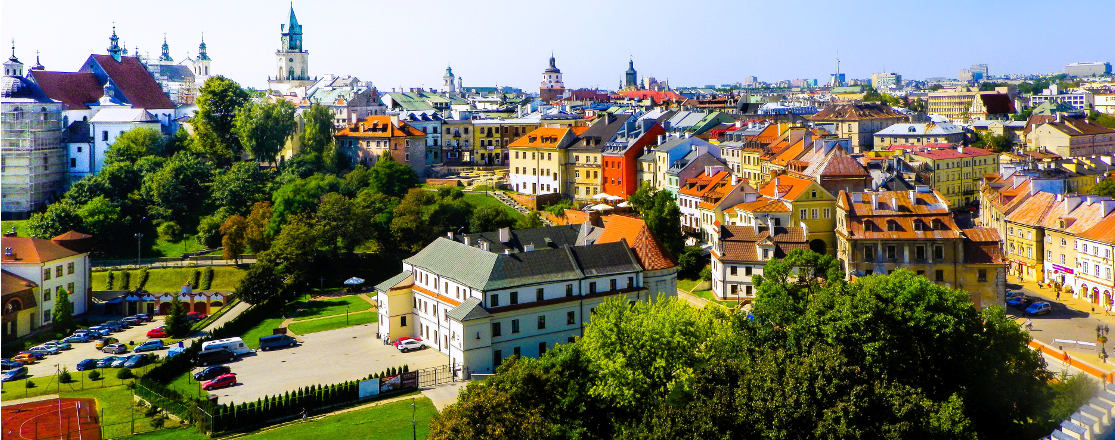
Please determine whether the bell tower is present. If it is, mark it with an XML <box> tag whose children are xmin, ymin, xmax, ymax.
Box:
<box><xmin>268</xmin><ymin>4</ymin><xmax>312</xmax><ymax>91</ymax></box>
<box><xmin>443</xmin><ymin>65</ymin><xmax>456</xmax><ymax>95</ymax></box>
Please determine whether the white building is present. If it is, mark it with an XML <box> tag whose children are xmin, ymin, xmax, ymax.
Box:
<box><xmin>1</xmin><ymin>233</ymin><xmax>92</xmax><ymax>326</ymax></box>
<box><xmin>376</xmin><ymin>220</ymin><xmax>677</xmax><ymax>376</ymax></box>
<box><xmin>1074</xmin><ymin>213</ymin><xmax>1115</xmax><ymax>312</ymax></box>
<box><xmin>1028</xmin><ymin>84</ymin><xmax>1094</xmax><ymax>111</ymax></box>
<box><xmin>710</xmin><ymin>224</ymin><xmax>808</xmax><ymax>301</ymax></box>
<box><xmin>1095</xmin><ymin>94</ymin><xmax>1115</xmax><ymax>115</ymax></box>
<box><xmin>88</xmin><ymin>106</ymin><xmax>161</xmax><ymax>174</ymax></box>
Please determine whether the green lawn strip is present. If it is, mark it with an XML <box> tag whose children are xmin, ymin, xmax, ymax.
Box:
<box><xmin>166</xmin><ymin>370</ymin><xmax>205</xmax><ymax>400</ymax></box>
<box><xmin>67</xmin><ymin>385</ymin><xmax>188</xmax><ymax>438</ymax></box>
<box><xmin>151</xmin><ymin>235</ymin><xmax>202</xmax><ymax>258</ymax></box>
<box><xmin>91</xmin><ymin>267</ymin><xmax>245</xmax><ymax>292</ymax></box>
<box><xmin>241</xmin><ymin>317</ymin><xmax>288</xmax><ymax>349</ymax></box>
<box><xmin>124</xmin><ymin>427</ymin><xmax>208</xmax><ymax>440</ymax></box>
<box><xmin>461</xmin><ymin>192</ymin><xmax>525</xmax><ymax>221</ymax></box>
<box><xmin>1</xmin><ymin>363</ymin><xmax>156</xmax><ymax>399</ymax></box>
<box><xmin>243</xmin><ymin>395</ymin><xmax>437</xmax><ymax>440</ymax></box>
<box><xmin>1</xmin><ymin>220</ymin><xmax>29</xmax><ymax>237</ymax></box>
<box><xmin>291</xmin><ymin>295</ymin><xmax>373</xmax><ymax>321</ymax></box>
<box><xmin>690</xmin><ymin>289</ymin><xmax>735</xmax><ymax>308</ymax></box>
<box><xmin>288</xmin><ymin>312</ymin><xmax>378</xmax><ymax>335</ymax></box>
<box><xmin>677</xmin><ymin>279</ymin><xmax>701</xmax><ymax>292</ymax></box>
<box><xmin>192</xmin><ymin>299</ymin><xmax>240</xmax><ymax>331</ymax></box>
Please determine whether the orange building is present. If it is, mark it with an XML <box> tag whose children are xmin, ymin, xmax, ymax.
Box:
<box><xmin>336</xmin><ymin>115</ymin><xmax>427</xmax><ymax>173</ymax></box>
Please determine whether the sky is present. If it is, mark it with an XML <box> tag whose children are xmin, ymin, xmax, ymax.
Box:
<box><xmin>2</xmin><ymin>0</ymin><xmax>1113</xmax><ymax>91</ymax></box>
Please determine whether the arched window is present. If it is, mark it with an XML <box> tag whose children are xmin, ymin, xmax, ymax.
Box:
<box><xmin>288</xmin><ymin>67</ymin><xmax>294</xmax><ymax>80</ymax></box>
<box><xmin>4</xmin><ymin>299</ymin><xmax>22</xmax><ymax>314</ymax></box>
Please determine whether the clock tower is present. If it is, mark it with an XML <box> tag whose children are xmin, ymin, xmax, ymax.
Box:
<box><xmin>268</xmin><ymin>5</ymin><xmax>313</xmax><ymax>91</ymax></box>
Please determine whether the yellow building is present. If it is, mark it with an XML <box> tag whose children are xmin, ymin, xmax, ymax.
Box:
<box><xmin>835</xmin><ymin>188</ymin><xmax>1007</xmax><ymax>308</ymax></box>
<box><xmin>508</xmin><ymin>127</ymin><xmax>583</xmax><ymax>195</ymax></box>
<box><xmin>2</xmin><ymin>270</ymin><xmax>40</xmax><ymax>339</ymax></box>
<box><xmin>926</xmin><ymin>86</ymin><xmax>1014</xmax><ymax>123</ymax></box>
<box><xmin>726</xmin><ymin>174</ymin><xmax>838</xmax><ymax>255</ymax></box>
<box><xmin>1003</xmin><ymin>192</ymin><xmax>1057</xmax><ymax>282</ymax></box>
<box><xmin>907</xmin><ymin>145</ymin><xmax>999</xmax><ymax>208</ymax></box>
<box><xmin>565</xmin><ymin>116</ymin><xmax>629</xmax><ymax>201</ymax></box>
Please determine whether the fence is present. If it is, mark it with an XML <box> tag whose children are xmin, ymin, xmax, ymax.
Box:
<box><xmin>2</xmin><ymin>385</ymin><xmax>192</xmax><ymax>440</ymax></box>
<box><xmin>416</xmin><ymin>364</ymin><xmax>456</xmax><ymax>389</ymax></box>
<box><xmin>0</xmin><ymin>363</ymin><xmax>156</xmax><ymax>400</ymax></box>
<box><xmin>93</xmin><ymin>255</ymin><xmax>257</xmax><ymax>269</ymax></box>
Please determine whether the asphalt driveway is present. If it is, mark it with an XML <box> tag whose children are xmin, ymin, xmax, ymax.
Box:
<box><xmin>18</xmin><ymin>318</ymin><xmax>169</xmax><ymax>379</ymax></box>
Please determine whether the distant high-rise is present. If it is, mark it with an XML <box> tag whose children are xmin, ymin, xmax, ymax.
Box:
<box><xmin>1064</xmin><ymin>61</ymin><xmax>1112</xmax><ymax>77</ymax></box>
<box><xmin>871</xmin><ymin>72</ymin><xmax>902</xmax><ymax>90</ymax></box>
<box><xmin>959</xmin><ymin>64</ymin><xmax>988</xmax><ymax>82</ymax></box>
<box><xmin>829</xmin><ymin>56</ymin><xmax>845</xmax><ymax>87</ymax></box>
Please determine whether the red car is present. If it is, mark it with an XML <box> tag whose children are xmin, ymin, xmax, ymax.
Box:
<box><xmin>202</xmin><ymin>373</ymin><xmax>237</xmax><ymax>391</ymax></box>
<box><xmin>186</xmin><ymin>312</ymin><xmax>208</xmax><ymax>321</ymax></box>
<box><xmin>146</xmin><ymin>328</ymin><xmax>168</xmax><ymax>338</ymax></box>
<box><xmin>393</xmin><ymin>336</ymin><xmax>422</xmax><ymax>348</ymax></box>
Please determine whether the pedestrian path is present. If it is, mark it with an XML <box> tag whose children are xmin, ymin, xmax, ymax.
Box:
<box><xmin>1017</xmin><ymin>280</ymin><xmax>1115</xmax><ymax>325</ymax></box>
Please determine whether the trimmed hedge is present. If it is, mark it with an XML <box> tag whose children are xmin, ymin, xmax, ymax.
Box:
<box><xmin>201</xmin><ymin>267</ymin><xmax>214</xmax><ymax>290</ymax></box>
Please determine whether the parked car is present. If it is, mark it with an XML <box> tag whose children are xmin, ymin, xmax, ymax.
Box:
<box><xmin>95</xmin><ymin>337</ymin><xmax>119</xmax><ymax>349</ymax></box>
<box><xmin>29</xmin><ymin>345</ymin><xmax>60</xmax><ymax>356</ymax></box>
<box><xmin>110</xmin><ymin>357</ymin><xmax>129</xmax><ymax>368</ymax></box>
<box><xmin>62</xmin><ymin>334</ymin><xmax>90</xmax><ymax>344</ymax></box>
<box><xmin>1026</xmin><ymin>302</ymin><xmax>1053</xmax><ymax>316</ymax></box>
<box><xmin>393</xmin><ymin>336</ymin><xmax>421</xmax><ymax>348</ymax></box>
<box><xmin>1007</xmin><ymin>295</ymin><xmax>1033</xmax><ymax>308</ymax></box>
<box><xmin>88</xmin><ymin>327</ymin><xmax>111</xmax><ymax>337</ymax></box>
<box><xmin>258</xmin><ymin>335</ymin><xmax>297</xmax><ymax>351</ymax></box>
<box><xmin>146</xmin><ymin>328</ymin><xmax>168</xmax><ymax>338</ymax></box>
<box><xmin>202</xmin><ymin>373</ymin><xmax>237</xmax><ymax>391</ymax></box>
<box><xmin>123</xmin><ymin>354</ymin><xmax>147</xmax><ymax>368</ymax></box>
<box><xmin>1005</xmin><ymin>290</ymin><xmax>1023</xmax><ymax>300</ymax></box>
<box><xmin>194</xmin><ymin>349</ymin><xmax>236</xmax><ymax>367</ymax></box>
<box><xmin>104</xmin><ymin>321</ymin><xmax>126</xmax><ymax>332</ymax></box>
<box><xmin>12</xmin><ymin>353</ymin><xmax>36</xmax><ymax>364</ymax></box>
<box><xmin>397</xmin><ymin>339</ymin><xmax>425</xmax><ymax>353</ymax></box>
<box><xmin>135</xmin><ymin>313</ymin><xmax>152</xmax><ymax>322</ymax></box>
<box><xmin>122</xmin><ymin>316</ymin><xmax>141</xmax><ymax>326</ymax></box>
<box><xmin>76</xmin><ymin>359</ymin><xmax>99</xmax><ymax>371</ymax></box>
<box><xmin>2</xmin><ymin>359</ymin><xmax>23</xmax><ymax>370</ymax></box>
<box><xmin>18</xmin><ymin>350</ymin><xmax>45</xmax><ymax>360</ymax></box>
<box><xmin>2</xmin><ymin>366</ymin><xmax>28</xmax><ymax>382</ymax></box>
<box><xmin>102</xmin><ymin>343</ymin><xmax>128</xmax><ymax>355</ymax></box>
<box><xmin>193</xmin><ymin>365</ymin><xmax>231</xmax><ymax>381</ymax></box>
<box><xmin>96</xmin><ymin>357</ymin><xmax>119</xmax><ymax>368</ymax></box>
<box><xmin>134</xmin><ymin>340</ymin><xmax>164</xmax><ymax>353</ymax></box>
<box><xmin>186</xmin><ymin>312</ymin><xmax>209</xmax><ymax>321</ymax></box>
<box><xmin>43</xmin><ymin>340</ymin><xmax>71</xmax><ymax>350</ymax></box>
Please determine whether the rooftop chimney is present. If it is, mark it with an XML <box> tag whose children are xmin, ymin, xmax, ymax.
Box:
<box><xmin>766</xmin><ymin>216</ymin><xmax>774</xmax><ymax>233</ymax></box>
<box><xmin>891</xmin><ymin>196</ymin><xmax>899</xmax><ymax>211</ymax></box>
<box><xmin>479</xmin><ymin>240</ymin><xmax>490</xmax><ymax>251</ymax></box>
<box><xmin>752</xmin><ymin>218</ymin><xmax>759</xmax><ymax>234</ymax></box>
<box><xmin>908</xmin><ymin>190</ymin><xmax>916</xmax><ymax>205</ymax></box>
<box><xmin>1102</xmin><ymin>200</ymin><xmax>1115</xmax><ymax>216</ymax></box>
<box><xmin>498</xmin><ymin>227</ymin><xmax>511</xmax><ymax>243</ymax></box>
<box><xmin>447</xmin><ymin>231</ymin><xmax>455</xmax><ymax>240</ymax></box>
<box><xmin>800</xmin><ymin>221</ymin><xmax>809</xmax><ymax>238</ymax></box>
<box><xmin>463</xmin><ymin>236</ymin><xmax>471</xmax><ymax>246</ymax></box>
<box><xmin>871</xmin><ymin>192</ymin><xmax>879</xmax><ymax>210</ymax></box>
<box><xmin>851</xmin><ymin>192</ymin><xmax>862</xmax><ymax>203</ymax></box>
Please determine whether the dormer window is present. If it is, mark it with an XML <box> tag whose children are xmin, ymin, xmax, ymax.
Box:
<box><xmin>932</xmin><ymin>219</ymin><xmax>944</xmax><ymax>230</ymax></box>
<box><xmin>886</xmin><ymin>220</ymin><xmax>899</xmax><ymax>231</ymax></box>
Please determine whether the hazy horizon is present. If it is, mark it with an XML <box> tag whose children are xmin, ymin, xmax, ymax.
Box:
<box><xmin>2</xmin><ymin>0</ymin><xmax>1112</xmax><ymax>91</ymax></box>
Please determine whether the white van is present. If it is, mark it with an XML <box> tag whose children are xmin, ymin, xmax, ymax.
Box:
<box><xmin>200</xmin><ymin>337</ymin><xmax>252</xmax><ymax>355</ymax></box>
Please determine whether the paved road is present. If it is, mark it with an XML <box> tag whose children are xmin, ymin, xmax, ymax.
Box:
<box><xmin>422</xmin><ymin>381</ymin><xmax>469</xmax><ymax>411</ymax></box>
<box><xmin>197</xmin><ymin>323</ymin><xmax>449</xmax><ymax>404</ymax></box>
<box><xmin>1011</xmin><ymin>285</ymin><xmax>1115</xmax><ymax>361</ymax></box>
<box><xmin>201</xmin><ymin>301</ymin><xmax>251</xmax><ymax>332</ymax></box>
<box><xmin>20</xmin><ymin>318</ymin><xmax>169</xmax><ymax>379</ymax></box>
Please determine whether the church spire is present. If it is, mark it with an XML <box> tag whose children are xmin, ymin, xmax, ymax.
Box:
<box><xmin>198</xmin><ymin>33</ymin><xmax>210</xmax><ymax>61</ymax></box>
<box><xmin>8</xmin><ymin>40</ymin><xmax>18</xmax><ymax>64</ymax></box>
<box><xmin>158</xmin><ymin>33</ymin><xmax>173</xmax><ymax>62</ymax></box>
<box><xmin>32</xmin><ymin>50</ymin><xmax>44</xmax><ymax>71</ymax></box>
<box><xmin>107</xmin><ymin>25</ymin><xmax>123</xmax><ymax>61</ymax></box>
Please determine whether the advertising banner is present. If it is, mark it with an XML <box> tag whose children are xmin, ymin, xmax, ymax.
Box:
<box><xmin>379</xmin><ymin>371</ymin><xmax>419</xmax><ymax>394</ymax></box>
<box><xmin>358</xmin><ymin>378</ymin><xmax>380</xmax><ymax>398</ymax></box>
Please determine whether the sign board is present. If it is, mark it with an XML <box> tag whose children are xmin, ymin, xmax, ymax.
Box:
<box><xmin>358</xmin><ymin>378</ymin><xmax>380</xmax><ymax>398</ymax></box>
<box><xmin>379</xmin><ymin>371</ymin><xmax>419</xmax><ymax>394</ymax></box>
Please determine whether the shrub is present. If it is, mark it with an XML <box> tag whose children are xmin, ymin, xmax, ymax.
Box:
<box><xmin>88</xmin><ymin>370</ymin><xmax>101</xmax><ymax>381</ymax></box>
<box><xmin>202</xmin><ymin>267</ymin><xmax>214</xmax><ymax>290</ymax></box>
<box><xmin>120</xmin><ymin>271</ymin><xmax>132</xmax><ymax>290</ymax></box>
<box><xmin>106</xmin><ymin>271</ymin><xmax>116</xmax><ymax>290</ymax></box>
<box><xmin>25</xmin><ymin>379</ymin><xmax>35</xmax><ymax>388</ymax></box>
<box><xmin>145</xmin><ymin>405</ymin><xmax>161</xmax><ymax>418</ymax></box>
<box><xmin>117</xmin><ymin>368</ymin><xmax>134</xmax><ymax>380</ymax></box>
<box><xmin>138</xmin><ymin>267</ymin><xmax>150</xmax><ymax>290</ymax></box>
<box><xmin>157</xmin><ymin>221</ymin><xmax>182</xmax><ymax>242</ymax></box>
<box><xmin>151</xmin><ymin>414</ymin><xmax>167</xmax><ymax>429</ymax></box>
<box><xmin>192</xmin><ymin>269</ymin><xmax>201</xmax><ymax>289</ymax></box>
<box><xmin>59</xmin><ymin>367</ymin><xmax>72</xmax><ymax>383</ymax></box>
<box><xmin>699</xmin><ymin>265</ymin><xmax>712</xmax><ymax>281</ymax></box>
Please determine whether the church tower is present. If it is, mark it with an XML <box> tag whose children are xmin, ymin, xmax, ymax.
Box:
<box><xmin>443</xmin><ymin>65</ymin><xmax>456</xmax><ymax>95</ymax></box>
<box><xmin>158</xmin><ymin>34</ymin><xmax>173</xmax><ymax>63</ymax></box>
<box><xmin>268</xmin><ymin>5</ymin><xmax>312</xmax><ymax>91</ymax></box>
<box><xmin>4</xmin><ymin>41</ymin><xmax>23</xmax><ymax>77</ymax></box>
<box><xmin>194</xmin><ymin>34</ymin><xmax>211</xmax><ymax>78</ymax></box>
<box><xmin>107</xmin><ymin>26</ymin><xmax>124</xmax><ymax>62</ymax></box>
<box><xmin>624</xmin><ymin>57</ymin><xmax>638</xmax><ymax>90</ymax></box>
<box><xmin>539</xmin><ymin>54</ymin><xmax>565</xmax><ymax>102</ymax></box>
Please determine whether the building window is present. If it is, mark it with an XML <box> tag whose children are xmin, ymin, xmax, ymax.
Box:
<box><xmin>589</xmin><ymin>282</ymin><xmax>597</xmax><ymax>294</ymax></box>
<box><xmin>400</xmin><ymin>316</ymin><xmax>407</xmax><ymax>326</ymax></box>
<box><xmin>915</xmin><ymin>246</ymin><xmax>925</xmax><ymax>260</ymax></box>
<box><xmin>745</xmin><ymin>266</ymin><xmax>753</xmax><ymax>276</ymax></box>
<box><xmin>730</xmin><ymin>266</ymin><xmax>737</xmax><ymax>276</ymax></box>
<box><xmin>511</xmin><ymin>319</ymin><xmax>520</xmax><ymax>334</ymax></box>
<box><xmin>67</xmin><ymin>263</ymin><xmax>74</xmax><ymax>274</ymax></box>
<box><xmin>44</xmin><ymin>289</ymin><xmax>51</xmax><ymax>301</ymax></box>
<box><xmin>489</xmin><ymin>294</ymin><xmax>499</xmax><ymax>307</ymax></box>
<box><xmin>610</xmin><ymin>279</ymin><xmax>617</xmax><ymax>291</ymax></box>
<box><xmin>510</xmin><ymin>292</ymin><xmax>518</xmax><ymax>305</ymax></box>
<box><xmin>536</xmin><ymin>288</ymin><xmax>544</xmax><ymax>302</ymax></box>
<box><xmin>43</xmin><ymin>269</ymin><xmax>51</xmax><ymax>280</ymax></box>
<box><xmin>934</xmin><ymin>246</ymin><xmax>944</xmax><ymax>260</ymax></box>
<box><xmin>537</xmin><ymin>315</ymin><xmax>546</xmax><ymax>329</ymax></box>
<box><xmin>494</xmin><ymin>350</ymin><xmax>502</xmax><ymax>367</ymax></box>
<box><xmin>567</xmin><ymin>311</ymin><xmax>575</xmax><ymax>325</ymax></box>
<box><xmin>538</xmin><ymin>342</ymin><xmax>547</xmax><ymax>355</ymax></box>
<box><xmin>566</xmin><ymin>284</ymin><xmax>573</xmax><ymax>297</ymax></box>
<box><xmin>491</xmin><ymin>322</ymin><xmax>501</xmax><ymax>337</ymax></box>
<box><xmin>978</xmin><ymin>269</ymin><xmax>987</xmax><ymax>282</ymax></box>
<box><xmin>935</xmin><ymin>270</ymin><xmax>944</xmax><ymax>282</ymax></box>
<box><xmin>67</xmin><ymin>282</ymin><xmax>74</xmax><ymax>294</ymax></box>
<box><xmin>863</xmin><ymin>246</ymin><xmax>875</xmax><ymax>262</ymax></box>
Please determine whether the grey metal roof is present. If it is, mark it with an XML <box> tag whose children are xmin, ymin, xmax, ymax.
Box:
<box><xmin>446</xmin><ymin>297</ymin><xmax>490</xmax><ymax>321</ymax></box>
<box><xmin>374</xmin><ymin>270</ymin><xmax>412</xmax><ymax>292</ymax></box>
<box><xmin>458</xmin><ymin>225</ymin><xmax>582</xmax><ymax>254</ymax></box>
<box><xmin>405</xmin><ymin>239</ymin><xmax>499</xmax><ymax>290</ymax></box>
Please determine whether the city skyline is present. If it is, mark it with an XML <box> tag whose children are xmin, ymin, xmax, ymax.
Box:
<box><xmin>1</xmin><ymin>0</ymin><xmax>1113</xmax><ymax>91</ymax></box>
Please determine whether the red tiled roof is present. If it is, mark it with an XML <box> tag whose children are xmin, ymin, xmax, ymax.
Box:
<box><xmin>597</xmin><ymin>215</ymin><xmax>675</xmax><ymax>269</ymax></box>
<box><xmin>976</xmin><ymin>93</ymin><xmax>1016</xmax><ymax>115</ymax></box>
<box><xmin>1005</xmin><ymin>192</ymin><xmax>1058</xmax><ymax>225</ymax></box>
<box><xmin>508</xmin><ymin>127</ymin><xmax>576</xmax><ymax>148</ymax></box>
<box><xmin>1</xmin><ymin>270</ymin><xmax>37</xmax><ymax>296</ymax></box>
<box><xmin>808</xmin><ymin>103</ymin><xmax>906</xmax><ymax>121</ymax></box>
<box><xmin>717</xmin><ymin>225</ymin><xmax>807</xmax><ymax>262</ymax></box>
<box><xmin>90</xmin><ymin>55</ymin><xmax>175</xmax><ymax>109</ymax></box>
<box><xmin>1</xmin><ymin>236</ymin><xmax>82</xmax><ymax>264</ymax></box>
<box><xmin>911</xmin><ymin>146</ymin><xmax>996</xmax><ymax>160</ymax></box>
<box><xmin>1045</xmin><ymin>118</ymin><xmax>1115</xmax><ymax>136</ymax></box>
<box><xmin>28</xmin><ymin>70</ymin><xmax>102</xmax><ymax>110</ymax></box>
<box><xmin>838</xmin><ymin>189</ymin><xmax>950</xmax><ymax>216</ymax></box>
<box><xmin>1080</xmin><ymin>214</ymin><xmax>1115</xmax><ymax>243</ymax></box>
<box><xmin>758</xmin><ymin>174</ymin><xmax>815</xmax><ymax>201</ymax></box>
<box><xmin>336</xmin><ymin>115</ymin><xmax>425</xmax><ymax>138</ymax></box>
<box><xmin>614</xmin><ymin>90</ymin><xmax>685</xmax><ymax>104</ymax></box>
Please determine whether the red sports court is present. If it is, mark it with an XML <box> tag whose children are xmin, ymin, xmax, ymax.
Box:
<box><xmin>2</xmin><ymin>398</ymin><xmax>100</xmax><ymax>440</ymax></box>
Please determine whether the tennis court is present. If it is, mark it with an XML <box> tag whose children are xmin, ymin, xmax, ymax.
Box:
<box><xmin>1</xmin><ymin>398</ymin><xmax>100</xmax><ymax>440</ymax></box>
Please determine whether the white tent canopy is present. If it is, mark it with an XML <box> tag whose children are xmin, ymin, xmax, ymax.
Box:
<box><xmin>588</xmin><ymin>204</ymin><xmax>614</xmax><ymax>211</ymax></box>
<box><xmin>592</xmin><ymin>192</ymin><xmax>614</xmax><ymax>200</ymax></box>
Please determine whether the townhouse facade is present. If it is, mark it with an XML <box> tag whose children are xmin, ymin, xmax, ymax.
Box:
<box><xmin>1076</xmin><ymin>215</ymin><xmax>1115</xmax><ymax>312</ymax></box>
<box><xmin>507</xmin><ymin>127</ymin><xmax>580</xmax><ymax>195</ymax></box>
<box><xmin>709</xmin><ymin>224</ymin><xmax>808</xmax><ymax>301</ymax></box>
<box><xmin>335</xmin><ymin>115</ymin><xmax>427</xmax><ymax>173</ymax></box>
<box><xmin>907</xmin><ymin>145</ymin><xmax>998</xmax><ymax>208</ymax></box>
<box><xmin>1</xmin><ymin>233</ymin><xmax>92</xmax><ymax>330</ymax></box>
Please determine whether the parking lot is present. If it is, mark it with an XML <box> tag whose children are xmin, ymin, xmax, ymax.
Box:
<box><xmin>17</xmin><ymin>318</ymin><xmax>171</xmax><ymax>379</ymax></box>
<box><xmin>1006</xmin><ymin>288</ymin><xmax>1112</xmax><ymax>360</ymax></box>
<box><xmin>197</xmin><ymin>322</ymin><xmax>448</xmax><ymax>404</ymax></box>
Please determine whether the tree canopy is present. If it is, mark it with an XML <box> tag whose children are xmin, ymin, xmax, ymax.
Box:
<box><xmin>193</xmin><ymin>76</ymin><xmax>250</xmax><ymax>164</ymax></box>
<box><xmin>631</xmin><ymin>185</ymin><xmax>685</xmax><ymax>259</ymax></box>
<box><xmin>431</xmin><ymin>251</ymin><xmax>1067</xmax><ymax>439</ymax></box>
<box><xmin>234</xmin><ymin>100</ymin><xmax>297</xmax><ymax>163</ymax></box>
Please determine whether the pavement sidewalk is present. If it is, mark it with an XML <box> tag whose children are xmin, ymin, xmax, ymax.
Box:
<box><xmin>1015</xmin><ymin>280</ymin><xmax>1115</xmax><ymax>325</ymax></box>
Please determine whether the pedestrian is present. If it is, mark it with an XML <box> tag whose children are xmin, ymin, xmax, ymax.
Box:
<box><xmin>1024</xmin><ymin>319</ymin><xmax>1033</xmax><ymax>331</ymax></box>
<box><xmin>1057</xmin><ymin>290</ymin><xmax>1061</xmax><ymax>300</ymax></box>
<box><xmin>301</xmin><ymin>408</ymin><xmax>307</xmax><ymax>422</ymax></box>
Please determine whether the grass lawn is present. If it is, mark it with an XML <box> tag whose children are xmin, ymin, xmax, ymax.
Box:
<box><xmin>67</xmin><ymin>384</ymin><xmax>189</xmax><ymax>438</ymax></box>
<box><xmin>291</xmin><ymin>295</ymin><xmax>373</xmax><ymax>321</ymax></box>
<box><xmin>1</xmin><ymin>363</ymin><xmax>156</xmax><ymax>400</ymax></box>
<box><xmin>241</xmin><ymin>317</ymin><xmax>288</xmax><ymax>349</ymax></box>
<box><xmin>243</xmin><ymin>395</ymin><xmax>437</xmax><ymax>440</ymax></box>
<box><xmin>91</xmin><ymin>267</ymin><xmax>245</xmax><ymax>292</ymax></box>
<box><xmin>150</xmin><ymin>234</ymin><xmax>203</xmax><ymax>258</ymax></box>
<box><xmin>166</xmin><ymin>370</ymin><xmax>205</xmax><ymax>400</ymax></box>
<box><xmin>461</xmin><ymin>192</ymin><xmax>524</xmax><ymax>221</ymax></box>
<box><xmin>691</xmin><ymin>289</ymin><xmax>736</xmax><ymax>308</ymax></box>
<box><xmin>288</xmin><ymin>312</ymin><xmax>377</xmax><ymax>335</ymax></box>
<box><xmin>2</xmin><ymin>220</ymin><xmax>29</xmax><ymax>237</ymax></box>
<box><xmin>677</xmin><ymin>279</ymin><xmax>702</xmax><ymax>292</ymax></box>
<box><xmin>126</xmin><ymin>428</ymin><xmax>208</xmax><ymax>440</ymax></box>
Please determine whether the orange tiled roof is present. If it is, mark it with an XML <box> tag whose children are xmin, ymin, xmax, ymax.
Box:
<box><xmin>731</xmin><ymin>197</ymin><xmax>791</xmax><ymax>213</ymax></box>
<box><xmin>678</xmin><ymin>171</ymin><xmax>731</xmax><ymax>197</ymax></box>
<box><xmin>336</xmin><ymin>115</ymin><xmax>425</xmax><ymax>138</ymax></box>
<box><xmin>508</xmin><ymin>127</ymin><xmax>574</xmax><ymax>149</ymax></box>
<box><xmin>1080</xmin><ymin>213</ymin><xmax>1115</xmax><ymax>243</ymax></box>
<box><xmin>758</xmin><ymin>174</ymin><xmax>815</xmax><ymax>201</ymax></box>
<box><xmin>838</xmin><ymin>189</ymin><xmax>949</xmax><ymax>216</ymax></box>
<box><xmin>1</xmin><ymin>236</ymin><xmax>81</xmax><ymax>264</ymax></box>
<box><xmin>1</xmin><ymin>270</ymin><xmax>37</xmax><ymax>296</ymax></box>
<box><xmin>846</xmin><ymin>215</ymin><xmax>962</xmax><ymax>240</ymax></box>
<box><xmin>597</xmin><ymin>215</ymin><xmax>675</xmax><ymax>270</ymax></box>
<box><xmin>1004</xmin><ymin>192</ymin><xmax>1059</xmax><ymax>226</ymax></box>
<box><xmin>1039</xmin><ymin>196</ymin><xmax>1114</xmax><ymax>233</ymax></box>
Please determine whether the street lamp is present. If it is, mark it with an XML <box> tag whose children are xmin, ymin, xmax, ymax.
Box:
<box><xmin>134</xmin><ymin>233</ymin><xmax>144</xmax><ymax>266</ymax></box>
<box><xmin>346</xmin><ymin>305</ymin><xmax>350</xmax><ymax>326</ymax></box>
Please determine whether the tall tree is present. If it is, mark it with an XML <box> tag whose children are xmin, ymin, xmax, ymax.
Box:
<box><xmin>234</xmin><ymin>100</ymin><xmax>297</xmax><ymax>163</ymax></box>
<box><xmin>1089</xmin><ymin>178</ymin><xmax>1115</xmax><ymax>198</ymax></box>
<box><xmin>469</xmin><ymin>205</ymin><xmax>516</xmax><ymax>233</ymax></box>
<box><xmin>314</xmin><ymin>192</ymin><xmax>361</xmax><ymax>253</ymax></box>
<box><xmin>210</xmin><ymin>162</ymin><xmax>274</xmax><ymax>215</ymax></box>
<box><xmin>233</xmin><ymin>261</ymin><xmax>286</xmax><ymax>304</ymax></box>
<box><xmin>367</xmin><ymin>156</ymin><xmax>419</xmax><ymax>198</ymax></box>
<box><xmin>299</xmin><ymin>103</ymin><xmax>335</xmax><ymax>157</ymax></box>
<box><xmin>194</xmin><ymin>76</ymin><xmax>250</xmax><ymax>164</ymax></box>
<box><xmin>269</xmin><ymin>173</ymin><xmax>342</xmax><ymax>235</ymax></box>
<box><xmin>244</xmin><ymin>202</ymin><xmax>274</xmax><ymax>254</ymax></box>
<box><xmin>27</xmin><ymin>201</ymin><xmax>83</xmax><ymax>239</ymax></box>
<box><xmin>164</xmin><ymin>297</ymin><xmax>190</xmax><ymax>337</ymax></box>
<box><xmin>103</xmin><ymin>127</ymin><xmax>165</xmax><ymax>165</ymax></box>
<box><xmin>140</xmin><ymin>152</ymin><xmax>213</xmax><ymax>221</ymax></box>
<box><xmin>220</xmin><ymin>215</ymin><xmax>249</xmax><ymax>263</ymax></box>
<box><xmin>51</xmin><ymin>289</ymin><xmax>76</xmax><ymax>334</ymax></box>
<box><xmin>261</xmin><ymin>214</ymin><xmax>319</xmax><ymax>288</ymax></box>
